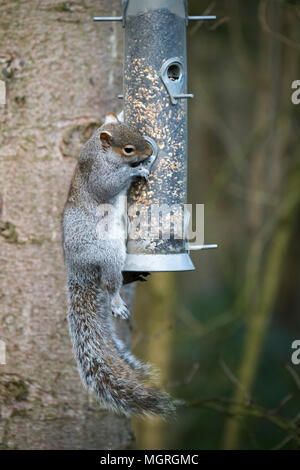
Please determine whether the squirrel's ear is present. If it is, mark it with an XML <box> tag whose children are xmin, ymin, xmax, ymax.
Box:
<box><xmin>100</xmin><ymin>130</ymin><xmax>113</xmax><ymax>149</ymax></box>
<box><xmin>104</xmin><ymin>113</ymin><xmax>119</xmax><ymax>125</ymax></box>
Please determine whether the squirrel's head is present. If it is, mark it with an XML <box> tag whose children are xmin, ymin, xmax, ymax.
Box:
<box><xmin>99</xmin><ymin>113</ymin><xmax>153</xmax><ymax>164</ymax></box>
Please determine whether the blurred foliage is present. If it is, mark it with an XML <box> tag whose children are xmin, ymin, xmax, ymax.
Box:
<box><xmin>134</xmin><ymin>0</ymin><xmax>300</xmax><ymax>450</ymax></box>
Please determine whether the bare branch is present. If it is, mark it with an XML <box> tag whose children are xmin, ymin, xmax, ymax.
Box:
<box><xmin>259</xmin><ymin>0</ymin><xmax>300</xmax><ymax>50</ymax></box>
<box><xmin>220</xmin><ymin>359</ymin><xmax>251</xmax><ymax>403</ymax></box>
<box><xmin>286</xmin><ymin>364</ymin><xmax>300</xmax><ymax>391</ymax></box>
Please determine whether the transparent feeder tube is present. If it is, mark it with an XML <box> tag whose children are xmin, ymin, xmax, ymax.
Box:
<box><xmin>124</xmin><ymin>0</ymin><xmax>194</xmax><ymax>272</ymax></box>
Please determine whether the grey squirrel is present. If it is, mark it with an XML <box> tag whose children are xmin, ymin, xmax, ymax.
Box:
<box><xmin>62</xmin><ymin>113</ymin><xmax>174</xmax><ymax>416</ymax></box>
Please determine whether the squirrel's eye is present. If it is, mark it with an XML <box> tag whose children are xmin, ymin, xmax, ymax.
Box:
<box><xmin>123</xmin><ymin>146</ymin><xmax>135</xmax><ymax>156</ymax></box>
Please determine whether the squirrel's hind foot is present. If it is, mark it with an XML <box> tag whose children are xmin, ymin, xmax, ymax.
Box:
<box><xmin>111</xmin><ymin>293</ymin><xmax>130</xmax><ymax>320</ymax></box>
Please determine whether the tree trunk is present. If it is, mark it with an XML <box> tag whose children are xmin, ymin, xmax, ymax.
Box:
<box><xmin>133</xmin><ymin>272</ymin><xmax>176</xmax><ymax>449</ymax></box>
<box><xmin>0</xmin><ymin>0</ymin><xmax>134</xmax><ymax>450</ymax></box>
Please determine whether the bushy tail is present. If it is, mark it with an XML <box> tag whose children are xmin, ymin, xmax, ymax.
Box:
<box><xmin>67</xmin><ymin>281</ymin><xmax>175</xmax><ymax>417</ymax></box>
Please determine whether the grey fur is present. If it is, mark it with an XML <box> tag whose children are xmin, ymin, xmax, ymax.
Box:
<box><xmin>62</xmin><ymin>118</ymin><xmax>174</xmax><ymax>416</ymax></box>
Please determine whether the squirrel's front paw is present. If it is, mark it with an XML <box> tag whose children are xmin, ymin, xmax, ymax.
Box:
<box><xmin>111</xmin><ymin>294</ymin><xmax>130</xmax><ymax>320</ymax></box>
<box><xmin>131</xmin><ymin>166</ymin><xmax>150</xmax><ymax>180</ymax></box>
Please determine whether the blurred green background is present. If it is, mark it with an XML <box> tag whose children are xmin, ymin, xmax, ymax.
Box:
<box><xmin>133</xmin><ymin>0</ymin><xmax>300</xmax><ymax>450</ymax></box>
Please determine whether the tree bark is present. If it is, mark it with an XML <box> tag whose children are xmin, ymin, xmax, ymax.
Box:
<box><xmin>0</xmin><ymin>0</ymin><xmax>133</xmax><ymax>450</ymax></box>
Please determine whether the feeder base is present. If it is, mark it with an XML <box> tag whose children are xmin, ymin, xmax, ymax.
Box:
<box><xmin>123</xmin><ymin>253</ymin><xmax>195</xmax><ymax>272</ymax></box>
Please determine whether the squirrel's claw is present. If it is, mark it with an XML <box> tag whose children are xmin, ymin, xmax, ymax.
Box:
<box><xmin>111</xmin><ymin>294</ymin><xmax>130</xmax><ymax>320</ymax></box>
<box><xmin>131</xmin><ymin>166</ymin><xmax>150</xmax><ymax>180</ymax></box>
<box><xmin>122</xmin><ymin>271</ymin><xmax>151</xmax><ymax>285</ymax></box>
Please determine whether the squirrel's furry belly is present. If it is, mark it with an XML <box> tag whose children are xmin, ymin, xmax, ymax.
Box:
<box><xmin>95</xmin><ymin>190</ymin><xmax>127</xmax><ymax>268</ymax></box>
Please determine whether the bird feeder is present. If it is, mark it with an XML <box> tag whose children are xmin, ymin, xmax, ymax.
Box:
<box><xmin>94</xmin><ymin>0</ymin><xmax>217</xmax><ymax>272</ymax></box>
